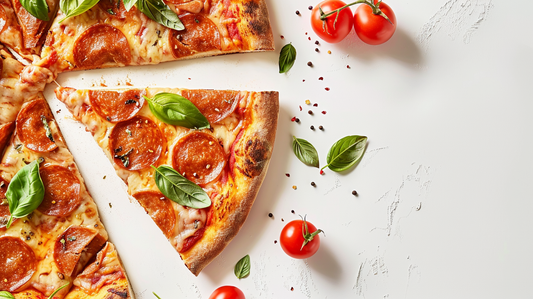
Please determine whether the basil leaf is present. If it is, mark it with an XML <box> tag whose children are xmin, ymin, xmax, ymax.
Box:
<box><xmin>123</xmin><ymin>0</ymin><xmax>136</xmax><ymax>11</ymax></box>
<box><xmin>135</xmin><ymin>0</ymin><xmax>184</xmax><ymax>30</ymax></box>
<box><xmin>279</xmin><ymin>43</ymin><xmax>296</xmax><ymax>74</ymax></box>
<box><xmin>322</xmin><ymin>135</ymin><xmax>367</xmax><ymax>172</ymax></box>
<box><xmin>59</xmin><ymin>0</ymin><xmax>100</xmax><ymax>22</ymax></box>
<box><xmin>48</xmin><ymin>283</ymin><xmax>69</xmax><ymax>299</ymax></box>
<box><xmin>5</xmin><ymin>159</ymin><xmax>45</xmax><ymax>228</ymax></box>
<box><xmin>234</xmin><ymin>254</ymin><xmax>251</xmax><ymax>279</ymax></box>
<box><xmin>20</xmin><ymin>0</ymin><xmax>50</xmax><ymax>21</ymax></box>
<box><xmin>144</xmin><ymin>93</ymin><xmax>210</xmax><ymax>129</ymax></box>
<box><xmin>292</xmin><ymin>136</ymin><xmax>319</xmax><ymax>168</ymax></box>
<box><xmin>0</xmin><ymin>291</ymin><xmax>15</xmax><ymax>299</ymax></box>
<box><xmin>152</xmin><ymin>165</ymin><xmax>211</xmax><ymax>209</ymax></box>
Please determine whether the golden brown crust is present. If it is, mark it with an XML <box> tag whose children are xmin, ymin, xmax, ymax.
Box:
<box><xmin>237</xmin><ymin>0</ymin><xmax>275</xmax><ymax>51</ymax></box>
<box><xmin>181</xmin><ymin>91</ymin><xmax>279</xmax><ymax>275</ymax></box>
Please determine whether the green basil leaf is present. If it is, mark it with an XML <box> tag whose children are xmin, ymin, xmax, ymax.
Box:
<box><xmin>144</xmin><ymin>93</ymin><xmax>210</xmax><ymax>129</ymax></box>
<box><xmin>5</xmin><ymin>159</ymin><xmax>45</xmax><ymax>228</ymax></box>
<box><xmin>234</xmin><ymin>254</ymin><xmax>251</xmax><ymax>279</ymax></box>
<box><xmin>152</xmin><ymin>165</ymin><xmax>211</xmax><ymax>209</ymax></box>
<box><xmin>48</xmin><ymin>283</ymin><xmax>69</xmax><ymax>299</ymax></box>
<box><xmin>292</xmin><ymin>136</ymin><xmax>319</xmax><ymax>168</ymax></box>
<box><xmin>123</xmin><ymin>0</ymin><xmax>136</xmax><ymax>11</ymax></box>
<box><xmin>135</xmin><ymin>0</ymin><xmax>184</xmax><ymax>30</ymax></box>
<box><xmin>322</xmin><ymin>135</ymin><xmax>367</xmax><ymax>172</ymax></box>
<box><xmin>0</xmin><ymin>291</ymin><xmax>15</xmax><ymax>299</ymax></box>
<box><xmin>20</xmin><ymin>0</ymin><xmax>50</xmax><ymax>21</ymax></box>
<box><xmin>59</xmin><ymin>0</ymin><xmax>100</xmax><ymax>22</ymax></box>
<box><xmin>279</xmin><ymin>43</ymin><xmax>296</xmax><ymax>74</ymax></box>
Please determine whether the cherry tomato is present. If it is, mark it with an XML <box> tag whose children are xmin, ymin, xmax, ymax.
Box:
<box><xmin>311</xmin><ymin>0</ymin><xmax>354</xmax><ymax>43</ymax></box>
<box><xmin>209</xmin><ymin>286</ymin><xmax>245</xmax><ymax>299</ymax></box>
<box><xmin>280</xmin><ymin>218</ymin><xmax>323</xmax><ymax>259</ymax></box>
<box><xmin>353</xmin><ymin>1</ymin><xmax>396</xmax><ymax>45</ymax></box>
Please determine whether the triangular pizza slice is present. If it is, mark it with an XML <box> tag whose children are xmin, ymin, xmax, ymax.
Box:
<box><xmin>37</xmin><ymin>0</ymin><xmax>274</xmax><ymax>75</ymax></box>
<box><xmin>55</xmin><ymin>86</ymin><xmax>278</xmax><ymax>275</ymax></box>
<box><xmin>0</xmin><ymin>44</ymin><xmax>133</xmax><ymax>299</ymax></box>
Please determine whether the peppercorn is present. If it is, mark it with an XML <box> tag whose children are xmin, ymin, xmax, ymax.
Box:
<box><xmin>310</xmin><ymin>125</ymin><xmax>315</xmax><ymax>130</ymax></box>
<box><xmin>308</xmin><ymin>5</ymin><xmax>313</xmax><ymax>10</ymax></box>
<box><xmin>268</xmin><ymin>213</ymin><xmax>273</xmax><ymax>217</ymax></box>
<box><xmin>295</xmin><ymin>118</ymin><xmax>300</xmax><ymax>123</ymax></box>
<box><xmin>296</xmin><ymin>10</ymin><xmax>300</xmax><ymax>15</ymax></box>
<box><xmin>311</xmin><ymin>182</ymin><xmax>316</xmax><ymax>187</ymax></box>
<box><xmin>315</xmin><ymin>48</ymin><xmax>319</xmax><ymax>52</ymax></box>
<box><xmin>307</xmin><ymin>61</ymin><xmax>313</xmax><ymax>67</ymax></box>
<box><xmin>352</xmin><ymin>190</ymin><xmax>358</xmax><ymax>196</ymax></box>
<box><xmin>319</xmin><ymin>125</ymin><xmax>324</xmax><ymax>130</ymax></box>
<box><xmin>315</xmin><ymin>41</ymin><xmax>320</xmax><ymax>45</ymax></box>
<box><xmin>308</xmin><ymin>110</ymin><xmax>313</xmax><ymax>115</ymax></box>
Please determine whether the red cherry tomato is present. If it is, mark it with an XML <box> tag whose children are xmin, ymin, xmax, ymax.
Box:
<box><xmin>311</xmin><ymin>0</ymin><xmax>354</xmax><ymax>43</ymax></box>
<box><xmin>209</xmin><ymin>286</ymin><xmax>245</xmax><ymax>299</ymax></box>
<box><xmin>353</xmin><ymin>1</ymin><xmax>396</xmax><ymax>45</ymax></box>
<box><xmin>280</xmin><ymin>219</ymin><xmax>322</xmax><ymax>259</ymax></box>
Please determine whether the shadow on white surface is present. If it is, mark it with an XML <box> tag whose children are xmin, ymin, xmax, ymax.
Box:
<box><xmin>307</xmin><ymin>243</ymin><xmax>343</xmax><ymax>283</ymax></box>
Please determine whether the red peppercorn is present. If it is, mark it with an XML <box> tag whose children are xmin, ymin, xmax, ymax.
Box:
<box><xmin>313</xmin><ymin>103</ymin><xmax>318</xmax><ymax>107</ymax></box>
<box><xmin>320</xmin><ymin>170</ymin><xmax>324</xmax><ymax>175</ymax></box>
<box><xmin>291</xmin><ymin>117</ymin><xmax>296</xmax><ymax>122</ymax></box>
<box><xmin>347</xmin><ymin>65</ymin><xmax>351</xmax><ymax>69</ymax></box>
<box><xmin>325</xmin><ymin>87</ymin><xmax>330</xmax><ymax>91</ymax></box>
<box><xmin>299</xmin><ymin>105</ymin><xmax>302</xmax><ymax>111</ymax></box>
<box><xmin>322</xmin><ymin>111</ymin><xmax>327</xmax><ymax>114</ymax></box>
<box><xmin>280</xmin><ymin>35</ymin><xmax>284</xmax><ymax>39</ymax></box>
<box><xmin>285</xmin><ymin>173</ymin><xmax>290</xmax><ymax>177</ymax></box>
<box><xmin>308</xmin><ymin>110</ymin><xmax>313</xmax><ymax>115</ymax></box>
<box><xmin>318</xmin><ymin>77</ymin><xmax>323</xmax><ymax>80</ymax></box>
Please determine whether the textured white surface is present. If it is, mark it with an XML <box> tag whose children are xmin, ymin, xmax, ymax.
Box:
<box><xmin>42</xmin><ymin>0</ymin><xmax>533</xmax><ymax>298</ymax></box>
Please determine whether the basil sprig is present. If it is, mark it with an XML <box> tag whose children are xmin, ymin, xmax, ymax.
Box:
<box><xmin>234</xmin><ymin>254</ymin><xmax>251</xmax><ymax>279</ymax></box>
<box><xmin>279</xmin><ymin>43</ymin><xmax>296</xmax><ymax>73</ymax></box>
<box><xmin>123</xmin><ymin>0</ymin><xmax>136</xmax><ymax>11</ymax></box>
<box><xmin>47</xmin><ymin>284</ymin><xmax>69</xmax><ymax>299</ymax></box>
<box><xmin>152</xmin><ymin>165</ymin><xmax>211</xmax><ymax>209</ymax></box>
<box><xmin>144</xmin><ymin>93</ymin><xmax>210</xmax><ymax>129</ymax></box>
<box><xmin>20</xmin><ymin>0</ymin><xmax>50</xmax><ymax>21</ymax></box>
<box><xmin>5</xmin><ymin>159</ymin><xmax>45</xmax><ymax>228</ymax></box>
<box><xmin>292</xmin><ymin>136</ymin><xmax>319</xmax><ymax>168</ymax></box>
<box><xmin>59</xmin><ymin>0</ymin><xmax>100</xmax><ymax>22</ymax></box>
<box><xmin>322</xmin><ymin>135</ymin><xmax>367</xmax><ymax>172</ymax></box>
<box><xmin>135</xmin><ymin>0</ymin><xmax>184</xmax><ymax>30</ymax></box>
<box><xmin>0</xmin><ymin>291</ymin><xmax>15</xmax><ymax>299</ymax></box>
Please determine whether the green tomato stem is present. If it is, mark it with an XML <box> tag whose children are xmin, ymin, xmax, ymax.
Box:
<box><xmin>319</xmin><ymin>0</ymin><xmax>392</xmax><ymax>24</ymax></box>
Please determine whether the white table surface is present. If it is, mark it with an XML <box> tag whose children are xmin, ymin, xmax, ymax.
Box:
<box><xmin>43</xmin><ymin>0</ymin><xmax>533</xmax><ymax>298</ymax></box>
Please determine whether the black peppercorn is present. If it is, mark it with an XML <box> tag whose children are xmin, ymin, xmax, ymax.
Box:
<box><xmin>310</xmin><ymin>125</ymin><xmax>315</xmax><ymax>130</ymax></box>
<box><xmin>319</xmin><ymin>125</ymin><xmax>324</xmax><ymax>130</ymax></box>
<box><xmin>307</xmin><ymin>61</ymin><xmax>313</xmax><ymax>67</ymax></box>
<box><xmin>311</xmin><ymin>182</ymin><xmax>316</xmax><ymax>187</ymax></box>
<box><xmin>268</xmin><ymin>213</ymin><xmax>273</xmax><ymax>217</ymax></box>
<box><xmin>308</xmin><ymin>5</ymin><xmax>313</xmax><ymax>10</ymax></box>
<box><xmin>296</xmin><ymin>10</ymin><xmax>300</xmax><ymax>15</ymax></box>
<box><xmin>352</xmin><ymin>190</ymin><xmax>358</xmax><ymax>196</ymax></box>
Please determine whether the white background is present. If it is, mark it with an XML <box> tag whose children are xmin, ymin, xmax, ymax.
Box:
<box><xmin>43</xmin><ymin>0</ymin><xmax>533</xmax><ymax>298</ymax></box>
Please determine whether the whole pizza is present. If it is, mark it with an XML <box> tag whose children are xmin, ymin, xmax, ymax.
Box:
<box><xmin>0</xmin><ymin>0</ymin><xmax>278</xmax><ymax>298</ymax></box>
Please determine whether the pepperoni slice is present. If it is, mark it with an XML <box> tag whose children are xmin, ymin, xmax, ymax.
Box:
<box><xmin>54</xmin><ymin>226</ymin><xmax>107</xmax><ymax>277</ymax></box>
<box><xmin>0</xmin><ymin>236</ymin><xmax>37</xmax><ymax>291</ymax></box>
<box><xmin>16</xmin><ymin>99</ymin><xmax>58</xmax><ymax>153</ymax></box>
<box><xmin>180</xmin><ymin>90</ymin><xmax>240</xmax><ymax>124</ymax></box>
<box><xmin>89</xmin><ymin>89</ymin><xmax>145</xmax><ymax>123</ymax></box>
<box><xmin>73</xmin><ymin>24</ymin><xmax>132</xmax><ymax>69</ymax></box>
<box><xmin>0</xmin><ymin>122</ymin><xmax>15</xmax><ymax>151</ymax></box>
<box><xmin>133</xmin><ymin>191</ymin><xmax>176</xmax><ymax>238</ymax></box>
<box><xmin>12</xmin><ymin>0</ymin><xmax>48</xmax><ymax>49</ymax></box>
<box><xmin>169</xmin><ymin>14</ymin><xmax>221</xmax><ymax>58</ymax></box>
<box><xmin>37</xmin><ymin>165</ymin><xmax>81</xmax><ymax>217</ymax></box>
<box><xmin>109</xmin><ymin>116</ymin><xmax>164</xmax><ymax>171</ymax></box>
<box><xmin>172</xmin><ymin>132</ymin><xmax>225</xmax><ymax>185</ymax></box>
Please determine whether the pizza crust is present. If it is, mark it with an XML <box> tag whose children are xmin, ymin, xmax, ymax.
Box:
<box><xmin>237</xmin><ymin>0</ymin><xmax>275</xmax><ymax>51</ymax></box>
<box><xmin>181</xmin><ymin>91</ymin><xmax>279</xmax><ymax>275</ymax></box>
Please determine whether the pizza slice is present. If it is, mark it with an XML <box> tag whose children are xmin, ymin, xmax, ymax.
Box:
<box><xmin>55</xmin><ymin>86</ymin><xmax>279</xmax><ymax>275</ymax></box>
<box><xmin>37</xmin><ymin>0</ymin><xmax>274</xmax><ymax>75</ymax></box>
<box><xmin>0</xmin><ymin>45</ymin><xmax>133</xmax><ymax>299</ymax></box>
<box><xmin>0</xmin><ymin>0</ymin><xmax>58</xmax><ymax>60</ymax></box>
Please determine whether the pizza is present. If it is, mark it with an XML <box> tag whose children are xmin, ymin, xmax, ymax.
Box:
<box><xmin>0</xmin><ymin>0</ymin><xmax>58</xmax><ymax>60</ymax></box>
<box><xmin>0</xmin><ymin>45</ymin><xmax>132</xmax><ymax>299</ymax></box>
<box><xmin>33</xmin><ymin>0</ymin><xmax>274</xmax><ymax>74</ymax></box>
<box><xmin>54</xmin><ymin>86</ymin><xmax>279</xmax><ymax>275</ymax></box>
